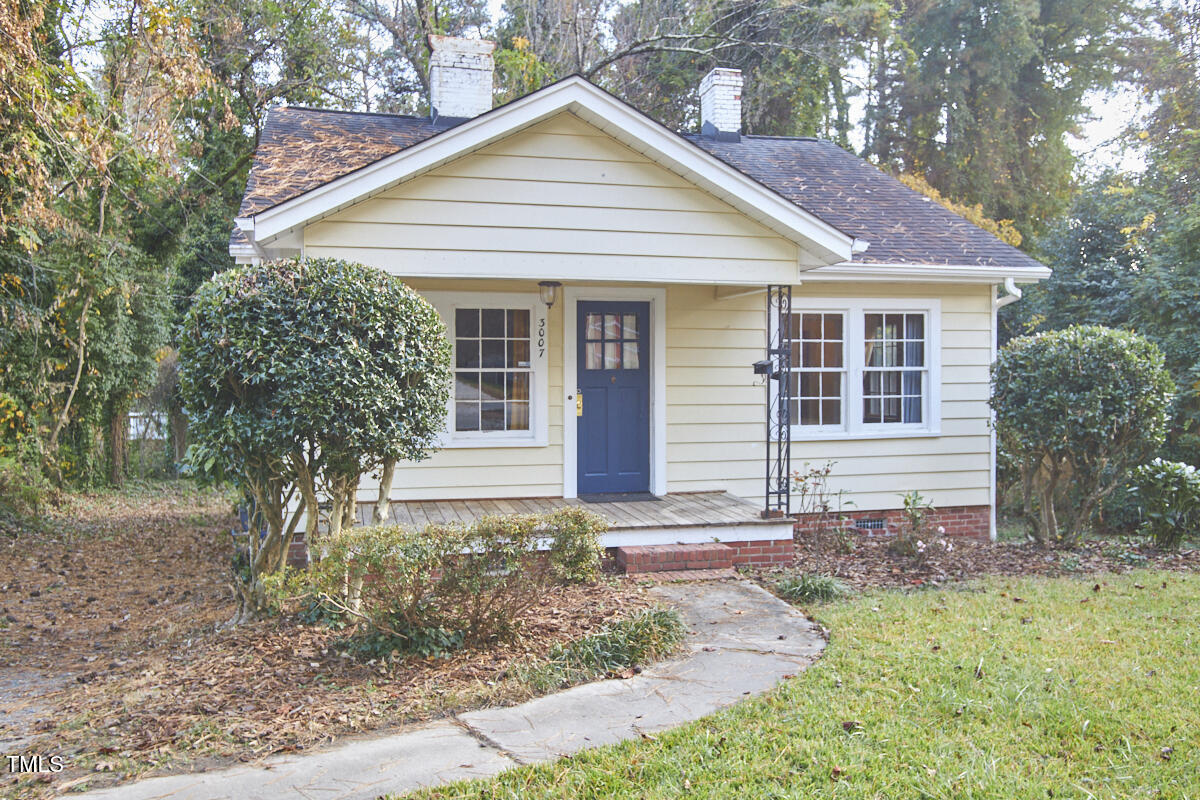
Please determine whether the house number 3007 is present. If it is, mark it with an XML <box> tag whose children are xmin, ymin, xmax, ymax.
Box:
<box><xmin>537</xmin><ymin>317</ymin><xmax>546</xmax><ymax>358</ymax></box>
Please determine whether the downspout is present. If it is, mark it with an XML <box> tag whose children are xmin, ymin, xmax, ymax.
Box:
<box><xmin>996</xmin><ymin>277</ymin><xmax>1022</xmax><ymax>307</ymax></box>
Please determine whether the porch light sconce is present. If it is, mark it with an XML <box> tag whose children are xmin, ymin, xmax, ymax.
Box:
<box><xmin>538</xmin><ymin>281</ymin><xmax>562</xmax><ymax>308</ymax></box>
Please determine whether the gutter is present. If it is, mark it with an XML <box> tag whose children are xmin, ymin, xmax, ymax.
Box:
<box><xmin>996</xmin><ymin>276</ymin><xmax>1023</xmax><ymax>307</ymax></box>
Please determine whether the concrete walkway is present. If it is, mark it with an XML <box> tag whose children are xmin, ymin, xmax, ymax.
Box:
<box><xmin>76</xmin><ymin>581</ymin><xmax>825</xmax><ymax>800</ymax></box>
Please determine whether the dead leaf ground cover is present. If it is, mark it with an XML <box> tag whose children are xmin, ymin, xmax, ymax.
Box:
<box><xmin>769</xmin><ymin>527</ymin><xmax>1200</xmax><ymax>591</ymax></box>
<box><xmin>0</xmin><ymin>484</ymin><xmax>655</xmax><ymax>799</ymax></box>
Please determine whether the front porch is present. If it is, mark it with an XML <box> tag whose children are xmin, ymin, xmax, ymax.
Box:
<box><xmin>356</xmin><ymin>491</ymin><xmax>795</xmax><ymax>567</ymax></box>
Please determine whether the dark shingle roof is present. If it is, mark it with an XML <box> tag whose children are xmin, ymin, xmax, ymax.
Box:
<box><xmin>685</xmin><ymin>134</ymin><xmax>1043</xmax><ymax>269</ymax></box>
<box><xmin>237</xmin><ymin>107</ymin><xmax>444</xmax><ymax>217</ymax></box>
<box><xmin>234</xmin><ymin>105</ymin><xmax>1043</xmax><ymax>270</ymax></box>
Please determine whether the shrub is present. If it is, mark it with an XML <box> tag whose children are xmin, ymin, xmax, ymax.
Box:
<box><xmin>774</xmin><ymin>572</ymin><xmax>849</xmax><ymax>603</ymax></box>
<box><xmin>278</xmin><ymin>509</ymin><xmax>608</xmax><ymax>646</ymax></box>
<box><xmin>992</xmin><ymin>325</ymin><xmax>1174</xmax><ymax>545</ymax></box>
<box><xmin>179</xmin><ymin>258</ymin><xmax>451</xmax><ymax>621</ymax></box>
<box><xmin>514</xmin><ymin>608</ymin><xmax>685</xmax><ymax>692</ymax></box>
<box><xmin>1130</xmin><ymin>459</ymin><xmax>1200</xmax><ymax>549</ymax></box>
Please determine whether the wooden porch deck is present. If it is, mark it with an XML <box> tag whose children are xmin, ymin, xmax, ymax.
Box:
<box><xmin>359</xmin><ymin>491</ymin><xmax>781</xmax><ymax>533</ymax></box>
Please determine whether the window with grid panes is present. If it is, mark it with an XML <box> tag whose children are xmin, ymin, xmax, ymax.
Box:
<box><xmin>453</xmin><ymin>308</ymin><xmax>531</xmax><ymax>433</ymax></box>
<box><xmin>583</xmin><ymin>312</ymin><xmax>640</xmax><ymax>370</ymax></box>
<box><xmin>790</xmin><ymin>312</ymin><xmax>845</xmax><ymax>429</ymax></box>
<box><xmin>863</xmin><ymin>312</ymin><xmax>926</xmax><ymax>424</ymax></box>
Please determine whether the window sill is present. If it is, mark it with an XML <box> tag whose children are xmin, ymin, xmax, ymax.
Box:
<box><xmin>790</xmin><ymin>428</ymin><xmax>941</xmax><ymax>442</ymax></box>
<box><xmin>440</xmin><ymin>435</ymin><xmax>549</xmax><ymax>449</ymax></box>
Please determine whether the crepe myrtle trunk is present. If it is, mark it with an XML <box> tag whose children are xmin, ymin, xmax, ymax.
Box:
<box><xmin>372</xmin><ymin>458</ymin><xmax>397</xmax><ymax>525</ymax></box>
<box><xmin>230</xmin><ymin>470</ymin><xmax>304</xmax><ymax>625</ymax></box>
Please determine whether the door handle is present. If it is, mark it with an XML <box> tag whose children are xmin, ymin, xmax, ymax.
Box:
<box><xmin>576</xmin><ymin>391</ymin><xmax>583</xmax><ymax>417</ymax></box>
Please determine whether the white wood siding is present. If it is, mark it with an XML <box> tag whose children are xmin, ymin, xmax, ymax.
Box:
<box><xmin>303</xmin><ymin>113</ymin><xmax>802</xmax><ymax>285</ymax></box>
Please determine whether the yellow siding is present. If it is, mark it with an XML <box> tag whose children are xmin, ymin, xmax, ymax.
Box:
<box><xmin>354</xmin><ymin>278</ymin><xmax>565</xmax><ymax>502</ymax></box>
<box><xmin>303</xmin><ymin>113</ymin><xmax>800</xmax><ymax>284</ymax></box>
<box><xmin>299</xmin><ymin>114</ymin><xmax>996</xmax><ymax>514</ymax></box>
<box><xmin>345</xmin><ymin>279</ymin><xmax>994</xmax><ymax>514</ymax></box>
<box><xmin>790</xmin><ymin>282</ymin><xmax>993</xmax><ymax>510</ymax></box>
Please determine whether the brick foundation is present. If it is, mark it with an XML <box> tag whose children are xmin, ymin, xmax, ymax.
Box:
<box><xmin>723</xmin><ymin>538</ymin><xmax>796</xmax><ymax>567</ymax></box>
<box><xmin>792</xmin><ymin>504</ymin><xmax>991</xmax><ymax>542</ymax></box>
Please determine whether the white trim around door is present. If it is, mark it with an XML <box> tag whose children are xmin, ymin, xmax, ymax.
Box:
<box><xmin>562</xmin><ymin>286</ymin><xmax>668</xmax><ymax>498</ymax></box>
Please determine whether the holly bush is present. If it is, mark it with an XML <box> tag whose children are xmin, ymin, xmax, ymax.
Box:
<box><xmin>179</xmin><ymin>258</ymin><xmax>451</xmax><ymax>620</ymax></box>
<box><xmin>992</xmin><ymin>325</ymin><xmax>1174</xmax><ymax>545</ymax></box>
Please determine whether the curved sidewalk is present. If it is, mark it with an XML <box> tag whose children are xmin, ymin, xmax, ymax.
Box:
<box><xmin>76</xmin><ymin>580</ymin><xmax>826</xmax><ymax>800</ymax></box>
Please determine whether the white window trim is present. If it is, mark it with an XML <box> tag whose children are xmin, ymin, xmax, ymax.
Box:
<box><xmin>424</xmin><ymin>291</ymin><xmax>550</xmax><ymax>448</ymax></box>
<box><xmin>788</xmin><ymin>296</ymin><xmax>941</xmax><ymax>441</ymax></box>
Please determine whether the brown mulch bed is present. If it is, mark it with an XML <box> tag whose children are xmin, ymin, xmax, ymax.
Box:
<box><xmin>765</xmin><ymin>529</ymin><xmax>1200</xmax><ymax>590</ymax></box>
<box><xmin>0</xmin><ymin>486</ymin><xmax>654</xmax><ymax>798</ymax></box>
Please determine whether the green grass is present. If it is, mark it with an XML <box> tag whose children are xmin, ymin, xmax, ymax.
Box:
<box><xmin>408</xmin><ymin>571</ymin><xmax>1200</xmax><ymax>799</ymax></box>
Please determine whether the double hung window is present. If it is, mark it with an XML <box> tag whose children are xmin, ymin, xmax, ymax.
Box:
<box><xmin>788</xmin><ymin>299</ymin><xmax>940</xmax><ymax>439</ymax></box>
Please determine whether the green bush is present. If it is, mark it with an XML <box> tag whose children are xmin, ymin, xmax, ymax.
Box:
<box><xmin>1130</xmin><ymin>459</ymin><xmax>1200</xmax><ymax>549</ymax></box>
<box><xmin>992</xmin><ymin>325</ymin><xmax>1174</xmax><ymax>545</ymax></box>
<box><xmin>278</xmin><ymin>509</ymin><xmax>608</xmax><ymax>646</ymax></box>
<box><xmin>514</xmin><ymin>608</ymin><xmax>686</xmax><ymax>692</ymax></box>
<box><xmin>179</xmin><ymin>258</ymin><xmax>451</xmax><ymax>621</ymax></box>
<box><xmin>774</xmin><ymin>572</ymin><xmax>849</xmax><ymax>603</ymax></box>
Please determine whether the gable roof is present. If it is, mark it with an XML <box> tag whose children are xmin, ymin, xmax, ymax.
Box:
<box><xmin>233</xmin><ymin>76</ymin><xmax>860</xmax><ymax>267</ymax></box>
<box><xmin>232</xmin><ymin>76</ymin><xmax>1045</xmax><ymax>275</ymax></box>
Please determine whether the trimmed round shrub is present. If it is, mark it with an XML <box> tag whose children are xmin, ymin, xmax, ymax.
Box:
<box><xmin>179</xmin><ymin>258</ymin><xmax>451</xmax><ymax>620</ymax></box>
<box><xmin>991</xmin><ymin>325</ymin><xmax>1174</xmax><ymax>545</ymax></box>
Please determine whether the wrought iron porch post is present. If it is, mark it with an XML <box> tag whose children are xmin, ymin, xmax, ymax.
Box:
<box><xmin>764</xmin><ymin>284</ymin><xmax>792</xmax><ymax>516</ymax></box>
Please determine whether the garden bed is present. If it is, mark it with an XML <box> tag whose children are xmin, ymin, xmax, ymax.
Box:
<box><xmin>0</xmin><ymin>485</ymin><xmax>661</xmax><ymax>798</ymax></box>
<box><xmin>771</xmin><ymin>527</ymin><xmax>1200</xmax><ymax>591</ymax></box>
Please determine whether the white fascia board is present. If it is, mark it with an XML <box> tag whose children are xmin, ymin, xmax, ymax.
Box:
<box><xmin>241</xmin><ymin>77</ymin><xmax>858</xmax><ymax>264</ymax></box>
<box><xmin>802</xmin><ymin>262</ymin><xmax>1052</xmax><ymax>283</ymax></box>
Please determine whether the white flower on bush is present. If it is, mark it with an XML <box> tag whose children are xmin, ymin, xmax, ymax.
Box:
<box><xmin>937</xmin><ymin>526</ymin><xmax>946</xmax><ymax>535</ymax></box>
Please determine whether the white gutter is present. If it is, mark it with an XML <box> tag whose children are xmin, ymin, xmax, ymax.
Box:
<box><xmin>801</xmin><ymin>262</ymin><xmax>1051</xmax><ymax>284</ymax></box>
<box><xmin>996</xmin><ymin>276</ymin><xmax>1023</xmax><ymax>307</ymax></box>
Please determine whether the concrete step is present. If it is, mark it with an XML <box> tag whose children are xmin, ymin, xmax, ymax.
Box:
<box><xmin>615</xmin><ymin>542</ymin><xmax>734</xmax><ymax>574</ymax></box>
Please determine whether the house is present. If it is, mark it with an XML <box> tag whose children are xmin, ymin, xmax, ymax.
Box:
<box><xmin>230</xmin><ymin>35</ymin><xmax>1049</xmax><ymax>570</ymax></box>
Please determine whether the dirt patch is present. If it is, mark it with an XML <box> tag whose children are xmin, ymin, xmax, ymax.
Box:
<box><xmin>0</xmin><ymin>486</ymin><xmax>655</xmax><ymax>799</ymax></box>
<box><xmin>763</xmin><ymin>529</ymin><xmax>1200</xmax><ymax>590</ymax></box>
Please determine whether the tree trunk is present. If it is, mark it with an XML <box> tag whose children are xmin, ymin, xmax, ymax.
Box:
<box><xmin>167</xmin><ymin>404</ymin><xmax>187</xmax><ymax>471</ymax></box>
<box><xmin>108</xmin><ymin>402</ymin><xmax>128</xmax><ymax>486</ymax></box>
<box><xmin>372</xmin><ymin>458</ymin><xmax>396</xmax><ymax>525</ymax></box>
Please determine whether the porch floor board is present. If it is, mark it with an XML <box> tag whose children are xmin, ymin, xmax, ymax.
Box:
<box><xmin>359</xmin><ymin>491</ymin><xmax>784</xmax><ymax>532</ymax></box>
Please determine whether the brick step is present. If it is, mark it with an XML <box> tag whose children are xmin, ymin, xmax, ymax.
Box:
<box><xmin>615</xmin><ymin>543</ymin><xmax>734</xmax><ymax>574</ymax></box>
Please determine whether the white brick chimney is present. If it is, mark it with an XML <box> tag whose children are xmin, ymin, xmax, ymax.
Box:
<box><xmin>699</xmin><ymin>68</ymin><xmax>743</xmax><ymax>141</ymax></box>
<box><xmin>428</xmin><ymin>35</ymin><xmax>496</xmax><ymax>122</ymax></box>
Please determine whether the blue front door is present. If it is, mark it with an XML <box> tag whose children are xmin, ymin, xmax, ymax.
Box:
<box><xmin>577</xmin><ymin>301</ymin><xmax>650</xmax><ymax>494</ymax></box>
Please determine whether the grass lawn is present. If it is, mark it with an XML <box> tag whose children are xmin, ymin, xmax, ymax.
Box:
<box><xmin>410</xmin><ymin>570</ymin><xmax>1200</xmax><ymax>799</ymax></box>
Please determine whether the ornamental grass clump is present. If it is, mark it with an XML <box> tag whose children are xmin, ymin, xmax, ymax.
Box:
<box><xmin>992</xmin><ymin>325</ymin><xmax>1174</xmax><ymax>546</ymax></box>
<box><xmin>774</xmin><ymin>572</ymin><xmax>849</xmax><ymax>603</ymax></box>
<box><xmin>514</xmin><ymin>608</ymin><xmax>686</xmax><ymax>692</ymax></box>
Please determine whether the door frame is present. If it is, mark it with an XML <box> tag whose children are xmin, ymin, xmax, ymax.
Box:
<box><xmin>563</xmin><ymin>286</ymin><xmax>667</xmax><ymax>498</ymax></box>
